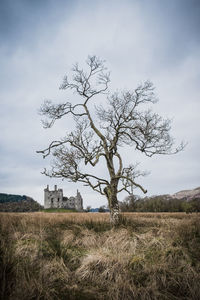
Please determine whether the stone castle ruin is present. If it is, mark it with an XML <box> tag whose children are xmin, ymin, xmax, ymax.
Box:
<box><xmin>44</xmin><ymin>185</ymin><xmax>83</xmax><ymax>211</ymax></box>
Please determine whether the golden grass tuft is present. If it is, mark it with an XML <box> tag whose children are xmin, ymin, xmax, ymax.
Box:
<box><xmin>0</xmin><ymin>212</ymin><xmax>199</xmax><ymax>299</ymax></box>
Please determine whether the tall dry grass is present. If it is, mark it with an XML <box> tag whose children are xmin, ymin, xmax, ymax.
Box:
<box><xmin>0</xmin><ymin>212</ymin><xmax>199</xmax><ymax>299</ymax></box>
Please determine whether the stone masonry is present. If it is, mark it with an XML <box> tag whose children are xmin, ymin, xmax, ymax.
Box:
<box><xmin>44</xmin><ymin>185</ymin><xmax>83</xmax><ymax>211</ymax></box>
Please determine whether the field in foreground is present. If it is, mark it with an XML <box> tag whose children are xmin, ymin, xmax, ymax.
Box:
<box><xmin>0</xmin><ymin>212</ymin><xmax>200</xmax><ymax>300</ymax></box>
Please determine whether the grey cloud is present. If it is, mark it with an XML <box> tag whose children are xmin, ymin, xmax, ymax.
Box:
<box><xmin>0</xmin><ymin>0</ymin><xmax>74</xmax><ymax>48</ymax></box>
<box><xmin>0</xmin><ymin>0</ymin><xmax>199</xmax><ymax>207</ymax></box>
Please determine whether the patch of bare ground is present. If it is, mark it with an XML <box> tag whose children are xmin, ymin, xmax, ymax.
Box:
<box><xmin>0</xmin><ymin>212</ymin><xmax>199</xmax><ymax>299</ymax></box>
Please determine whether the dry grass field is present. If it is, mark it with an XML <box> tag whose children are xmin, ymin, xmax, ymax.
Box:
<box><xmin>0</xmin><ymin>212</ymin><xmax>200</xmax><ymax>300</ymax></box>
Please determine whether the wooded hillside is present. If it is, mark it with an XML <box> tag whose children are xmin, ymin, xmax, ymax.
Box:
<box><xmin>0</xmin><ymin>193</ymin><xmax>43</xmax><ymax>212</ymax></box>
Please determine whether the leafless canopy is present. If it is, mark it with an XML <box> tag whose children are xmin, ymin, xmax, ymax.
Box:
<box><xmin>38</xmin><ymin>55</ymin><xmax>185</xmax><ymax>206</ymax></box>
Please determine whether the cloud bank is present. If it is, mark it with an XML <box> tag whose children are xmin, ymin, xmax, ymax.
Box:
<box><xmin>0</xmin><ymin>0</ymin><xmax>199</xmax><ymax>206</ymax></box>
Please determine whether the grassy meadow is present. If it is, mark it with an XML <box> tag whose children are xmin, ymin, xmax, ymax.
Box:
<box><xmin>0</xmin><ymin>212</ymin><xmax>200</xmax><ymax>300</ymax></box>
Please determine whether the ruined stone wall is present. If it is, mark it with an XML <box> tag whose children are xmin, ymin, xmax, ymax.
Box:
<box><xmin>44</xmin><ymin>186</ymin><xmax>83</xmax><ymax>211</ymax></box>
<box><xmin>75</xmin><ymin>190</ymin><xmax>83</xmax><ymax>211</ymax></box>
<box><xmin>44</xmin><ymin>185</ymin><xmax>63</xmax><ymax>209</ymax></box>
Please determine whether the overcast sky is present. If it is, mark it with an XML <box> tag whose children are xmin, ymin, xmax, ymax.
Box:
<box><xmin>0</xmin><ymin>0</ymin><xmax>200</xmax><ymax>207</ymax></box>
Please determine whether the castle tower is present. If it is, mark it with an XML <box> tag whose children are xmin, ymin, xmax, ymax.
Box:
<box><xmin>44</xmin><ymin>186</ymin><xmax>83</xmax><ymax>210</ymax></box>
<box><xmin>44</xmin><ymin>185</ymin><xmax>50</xmax><ymax>209</ymax></box>
<box><xmin>75</xmin><ymin>189</ymin><xmax>83</xmax><ymax>211</ymax></box>
<box><xmin>44</xmin><ymin>185</ymin><xmax>63</xmax><ymax>209</ymax></box>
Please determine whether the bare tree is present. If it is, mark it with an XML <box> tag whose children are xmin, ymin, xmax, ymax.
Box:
<box><xmin>37</xmin><ymin>55</ymin><xmax>185</xmax><ymax>225</ymax></box>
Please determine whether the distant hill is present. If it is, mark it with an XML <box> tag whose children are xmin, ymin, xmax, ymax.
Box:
<box><xmin>172</xmin><ymin>187</ymin><xmax>200</xmax><ymax>201</ymax></box>
<box><xmin>145</xmin><ymin>186</ymin><xmax>200</xmax><ymax>202</ymax></box>
<box><xmin>0</xmin><ymin>193</ymin><xmax>43</xmax><ymax>212</ymax></box>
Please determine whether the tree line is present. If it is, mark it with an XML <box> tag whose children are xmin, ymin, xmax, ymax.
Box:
<box><xmin>119</xmin><ymin>195</ymin><xmax>200</xmax><ymax>213</ymax></box>
<box><xmin>0</xmin><ymin>193</ymin><xmax>26</xmax><ymax>203</ymax></box>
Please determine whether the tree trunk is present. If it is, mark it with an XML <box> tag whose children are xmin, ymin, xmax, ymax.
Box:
<box><xmin>105</xmin><ymin>184</ymin><xmax>120</xmax><ymax>226</ymax></box>
<box><xmin>109</xmin><ymin>195</ymin><xmax>120</xmax><ymax>225</ymax></box>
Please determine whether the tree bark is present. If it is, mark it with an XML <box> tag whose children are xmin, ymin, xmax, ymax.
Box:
<box><xmin>109</xmin><ymin>194</ymin><xmax>120</xmax><ymax>225</ymax></box>
<box><xmin>105</xmin><ymin>181</ymin><xmax>120</xmax><ymax>226</ymax></box>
